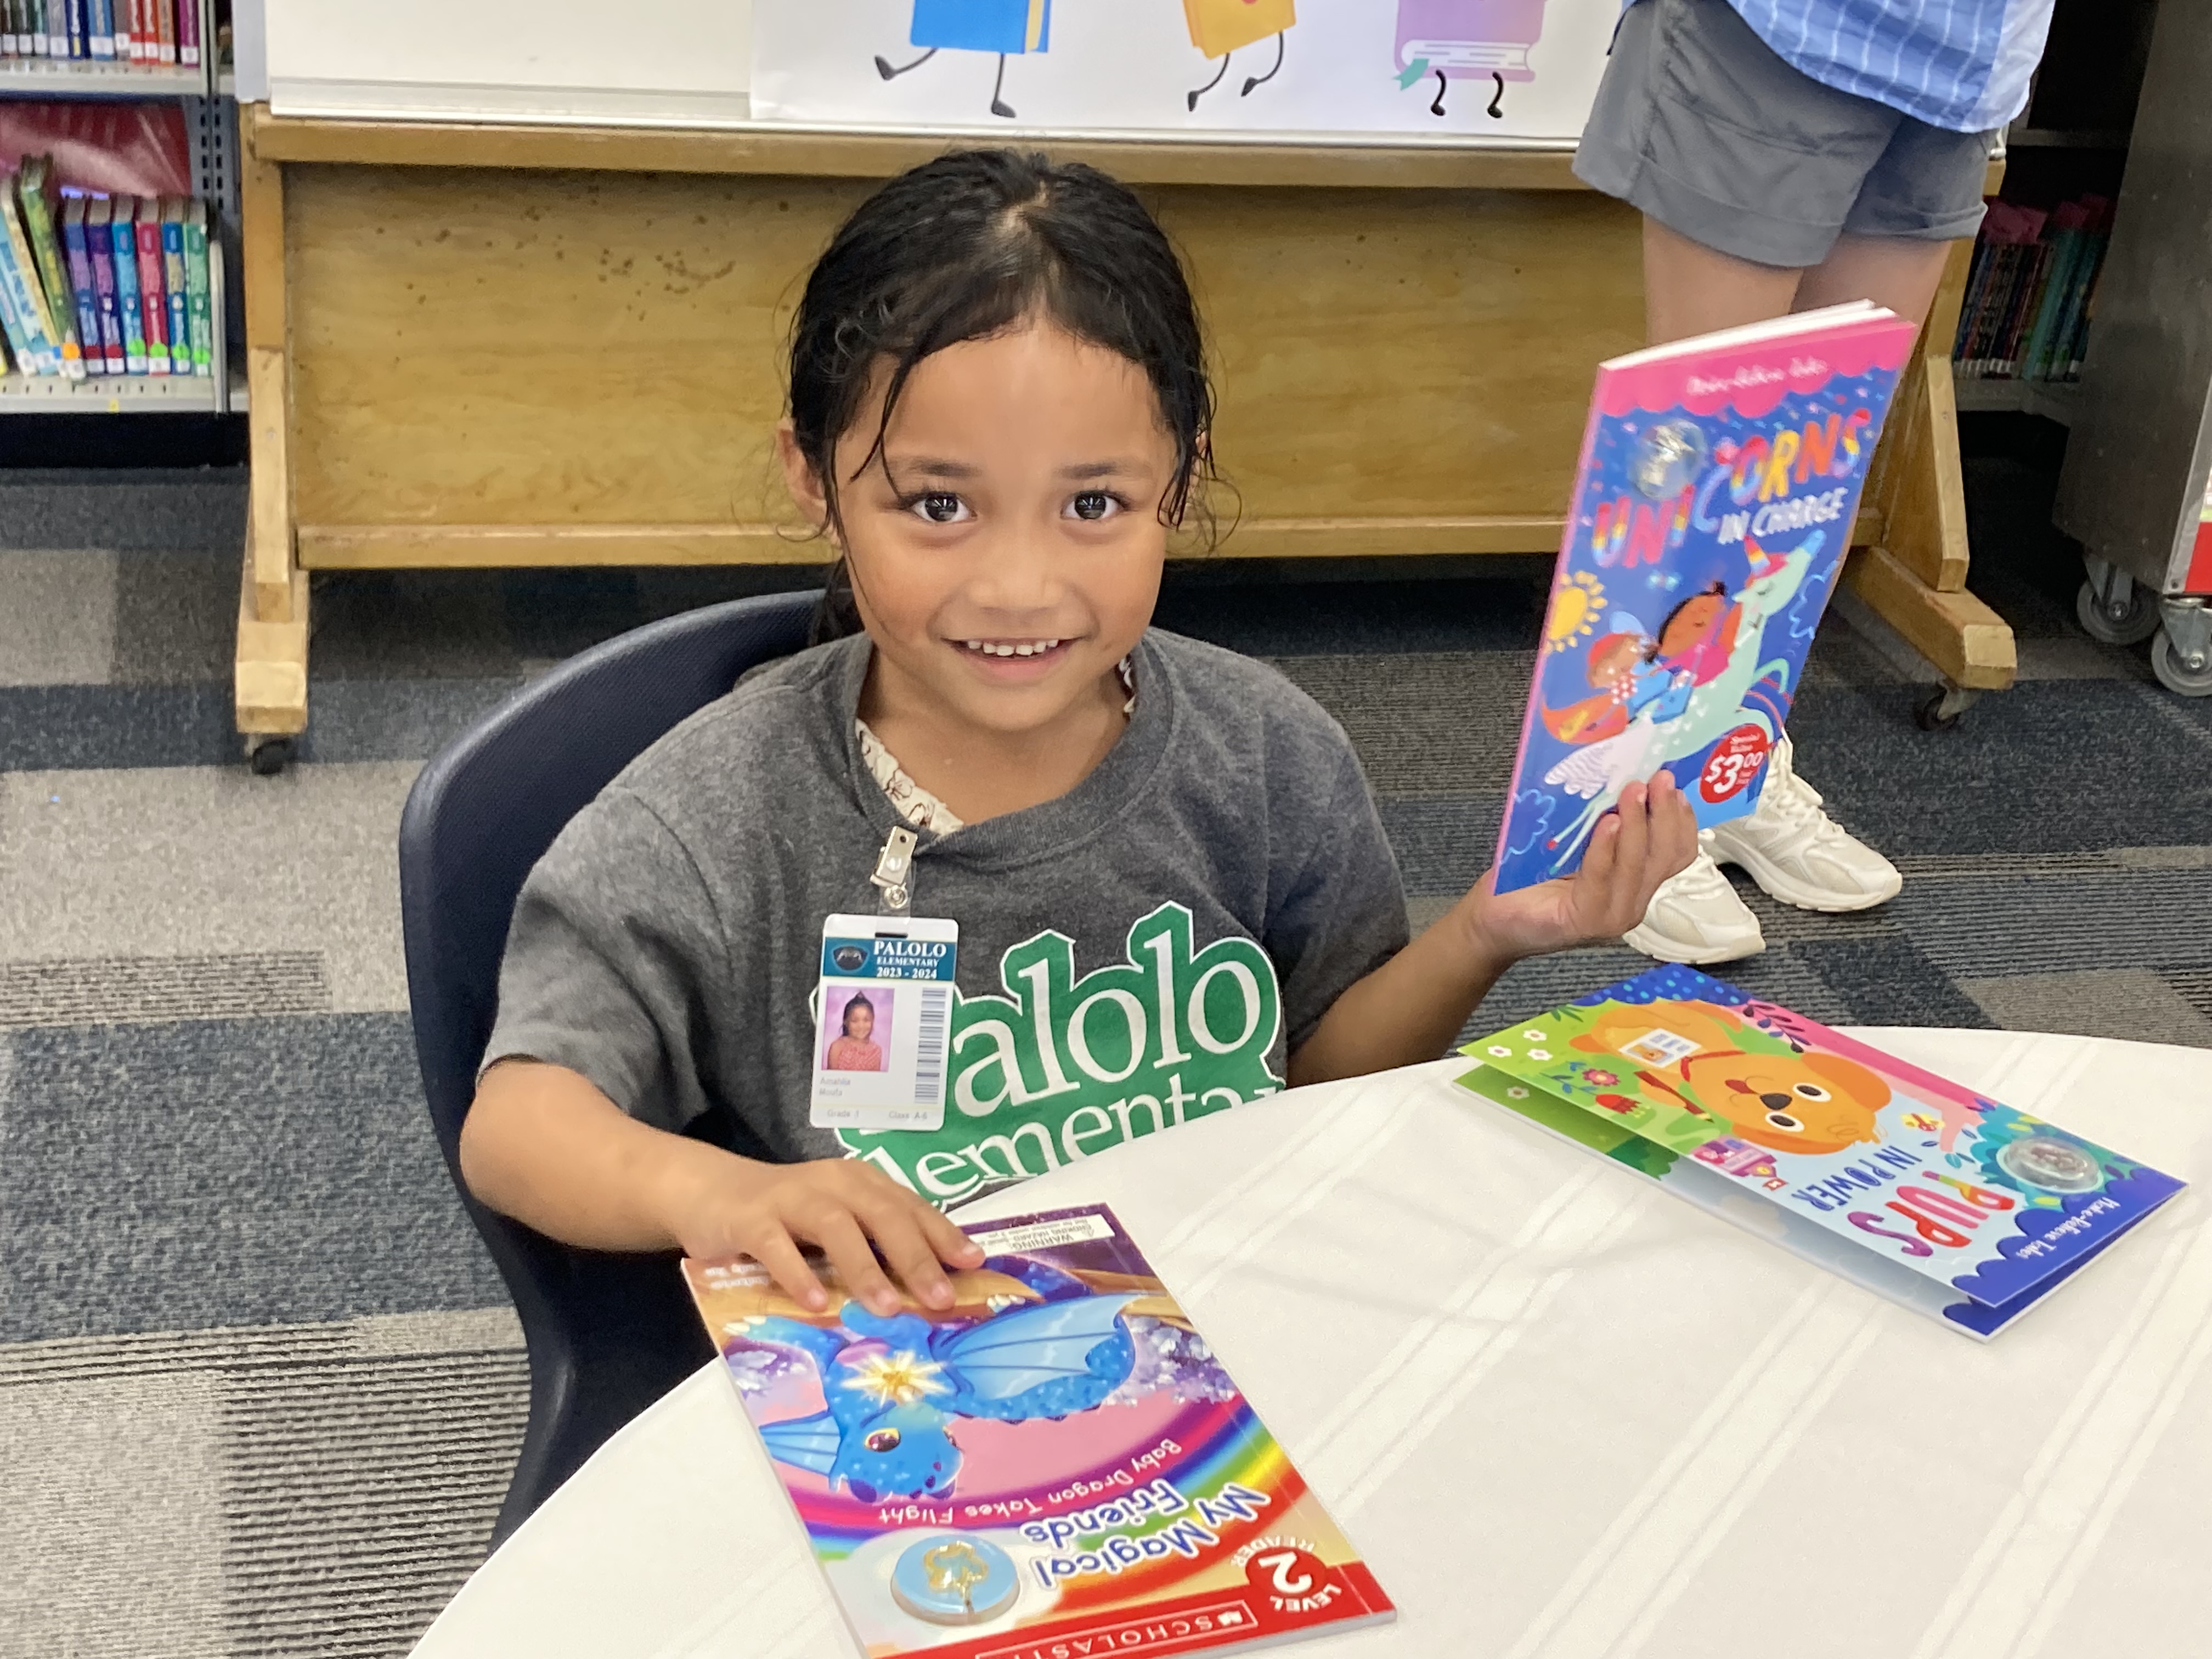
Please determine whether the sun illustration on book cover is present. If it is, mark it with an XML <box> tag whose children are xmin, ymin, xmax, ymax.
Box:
<box><xmin>1545</xmin><ymin>570</ymin><xmax>1607</xmax><ymax>652</ymax></box>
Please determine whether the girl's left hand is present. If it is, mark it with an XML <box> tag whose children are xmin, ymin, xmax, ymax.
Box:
<box><xmin>1463</xmin><ymin>771</ymin><xmax>1700</xmax><ymax>963</ymax></box>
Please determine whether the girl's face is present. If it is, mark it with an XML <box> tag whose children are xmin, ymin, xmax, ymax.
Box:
<box><xmin>844</xmin><ymin>1000</ymin><xmax>873</xmax><ymax>1039</ymax></box>
<box><xmin>782</xmin><ymin>320</ymin><xmax>1178</xmax><ymax>740</ymax></box>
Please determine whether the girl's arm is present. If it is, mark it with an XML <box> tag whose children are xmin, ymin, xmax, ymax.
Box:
<box><xmin>459</xmin><ymin>1059</ymin><xmax>981</xmax><ymax>1316</ymax></box>
<box><xmin>1289</xmin><ymin>775</ymin><xmax>1696</xmax><ymax>1087</ymax></box>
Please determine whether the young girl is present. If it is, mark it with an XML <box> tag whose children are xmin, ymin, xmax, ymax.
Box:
<box><xmin>824</xmin><ymin>993</ymin><xmax>886</xmax><ymax>1073</ymax></box>
<box><xmin>460</xmin><ymin>149</ymin><xmax>1696</xmax><ymax>1325</ymax></box>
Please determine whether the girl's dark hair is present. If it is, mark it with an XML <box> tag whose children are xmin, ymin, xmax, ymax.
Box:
<box><xmin>842</xmin><ymin>992</ymin><xmax>874</xmax><ymax>1030</ymax></box>
<box><xmin>791</xmin><ymin>149</ymin><xmax>1215</xmax><ymax>644</ymax></box>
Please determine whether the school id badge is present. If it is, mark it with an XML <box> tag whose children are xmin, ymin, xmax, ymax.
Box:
<box><xmin>810</xmin><ymin>914</ymin><xmax>958</xmax><ymax>1133</ymax></box>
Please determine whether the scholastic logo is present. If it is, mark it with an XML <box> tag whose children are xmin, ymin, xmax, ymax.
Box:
<box><xmin>977</xmin><ymin>1601</ymin><xmax>1256</xmax><ymax>1659</ymax></box>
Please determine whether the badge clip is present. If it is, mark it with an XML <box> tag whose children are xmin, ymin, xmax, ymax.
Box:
<box><xmin>870</xmin><ymin>827</ymin><xmax>918</xmax><ymax>917</ymax></box>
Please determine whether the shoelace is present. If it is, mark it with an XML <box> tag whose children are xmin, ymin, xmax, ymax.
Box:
<box><xmin>1666</xmin><ymin>851</ymin><xmax>1737</xmax><ymax>898</ymax></box>
<box><xmin>1753</xmin><ymin>749</ymin><xmax>1848</xmax><ymax>842</ymax></box>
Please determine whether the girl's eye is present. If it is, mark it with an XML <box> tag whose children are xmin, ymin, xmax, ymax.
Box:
<box><xmin>1068</xmin><ymin>490</ymin><xmax>1122</xmax><ymax>523</ymax></box>
<box><xmin>909</xmin><ymin>492</ymin><xmax>970</xmax><ymax>525</ymax></box>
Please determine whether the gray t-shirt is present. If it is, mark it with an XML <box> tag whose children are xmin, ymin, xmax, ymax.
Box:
<box><xmin>484</xmin><ymin>627</ymin><xmax>1409</xmax><ymax>1206</ymax></box>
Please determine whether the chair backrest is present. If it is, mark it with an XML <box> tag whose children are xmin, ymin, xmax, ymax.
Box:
<box><xmin>397</xmin><ymin>589</ymin><xmax>819</xmax><ymax>1541</ymax></box>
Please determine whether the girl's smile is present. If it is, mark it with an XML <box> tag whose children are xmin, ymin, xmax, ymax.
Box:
<box><xmin>781</xmin><ymin>320</ymin><xmax>1177</xmax><ymax>824</ymax></box>
<box><xmin>950</xmin><ymin>636</ymin><xmax>1076</xmax><ymax>680</ymax></box>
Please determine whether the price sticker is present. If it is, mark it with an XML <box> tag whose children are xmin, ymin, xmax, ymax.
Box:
<box><xmin>1699</xmin><ymin>725</ymin><xmax>1772</xmax><ymax>804</ymax></box>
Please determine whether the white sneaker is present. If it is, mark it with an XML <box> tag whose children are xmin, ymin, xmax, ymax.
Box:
<box><xmin>1624</xmin><ymin>838</ymin><xmax>1765</xmax><ymax>964</ymax></box>
<box><xmin>1707</xmin><ymin>735</ymin><xmax>1902</xmax><ymax>912</ymax></box>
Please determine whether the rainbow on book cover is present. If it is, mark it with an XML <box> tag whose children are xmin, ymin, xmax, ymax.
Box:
<box><xmin>1494</xmin><ymin>306</ymin><xmax>1920</xmax><ymax>894</ymax></box>
<box><xmin>1462</xmin><ymin>965</ymin><xmax>2186</xmax><ymax>1337</ymax></box>
<box><xmin>683</xmin><ymin>1203</ymin><xmax>1392</xmax><ymax>1659</ymax></box>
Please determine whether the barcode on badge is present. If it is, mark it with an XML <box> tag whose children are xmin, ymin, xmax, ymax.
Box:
<box><xmin>913</xmin><ymin>984</ymin><xmax>950</xmax><ymax>1104</ymax></box>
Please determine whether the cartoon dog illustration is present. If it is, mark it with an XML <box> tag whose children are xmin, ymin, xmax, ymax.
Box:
<box><xmin>1572</xmin><ymin>1001</ymin><xmax>1889</xmax><ymax>1155</ymax></box>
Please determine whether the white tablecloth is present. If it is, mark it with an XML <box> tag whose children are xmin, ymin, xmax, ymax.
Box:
<box><xmin>413</xmin><ymin>1029</ymin><xmax>2212</xmax><ymax>1659</ymax></box>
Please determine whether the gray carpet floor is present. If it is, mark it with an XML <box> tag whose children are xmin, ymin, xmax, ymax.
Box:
<box><xmin>3</xmin><ymin>457</ymin><xmax>2208</xmax><ymax>1657</ymax></box>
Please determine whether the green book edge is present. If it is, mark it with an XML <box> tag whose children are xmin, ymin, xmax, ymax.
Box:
<box><xmin>1454</xmin><ymin>1062</ymin><xmax>1683</xmax><ymax>1180</ymax></box>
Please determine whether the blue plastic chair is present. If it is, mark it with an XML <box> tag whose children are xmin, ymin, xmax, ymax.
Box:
<box><xmin>398</xmin><ymin>589</ymin><xmax>820</xmax><ymax>1542</ymax></box>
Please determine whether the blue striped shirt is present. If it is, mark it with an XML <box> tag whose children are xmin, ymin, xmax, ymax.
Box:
<box><xmin>1719</xmin><ymin>0</ymin><xmax>2053</xmax><ymax>132</ymax></box>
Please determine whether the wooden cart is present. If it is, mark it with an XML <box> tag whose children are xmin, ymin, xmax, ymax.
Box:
<box><xmin>233</xmin><ymin>108</ymin><xmax>2014</xmax><ymax>759</ymax></box>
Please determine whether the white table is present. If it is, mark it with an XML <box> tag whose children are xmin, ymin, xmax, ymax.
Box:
<box><xmin>413</xmin><ymin>1030</ymin><xmax>2212</xmax><ymax>1659</ymax></box>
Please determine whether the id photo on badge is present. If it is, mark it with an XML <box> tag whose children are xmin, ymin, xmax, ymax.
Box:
<box><xmin>810</xmin><ymin>913</ymin><xmax>957</xmax><ymax>1132</ymax></box>
<box><xmin>822</xmin><ymin>985</ymin><xmax>892</xmax><ymax>1074</ymax></box>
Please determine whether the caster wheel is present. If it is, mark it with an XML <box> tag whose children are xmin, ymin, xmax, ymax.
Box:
<box><xmin>247</xmin><ymin>737</ymin><xmax>296</xmax><ymax>775</ymax></box>
<box><xmin>2075</xmin><ymin>580</ymin><xmax>2161</xmax><ymax>646</ymax></box>
<box><xmin>1914</xmin><ymin>690</ymin><xmax>1962</xmax><ymax>731</ymax></box>
<box><xmin>2151</xmin><ymin>629</ymin><xmax>2212</xmax><ymax>697</ymax></box>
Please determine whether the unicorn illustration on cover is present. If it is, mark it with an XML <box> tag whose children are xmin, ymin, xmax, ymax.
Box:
<box><xmin>1541</xmin><ymin>530</ymin><xmax>1820</xmax><ymax>871</ymax></box>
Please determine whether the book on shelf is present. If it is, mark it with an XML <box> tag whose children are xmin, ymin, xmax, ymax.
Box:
<box><xmin>1952</xmin><ymin>195</ymin><xmax>2113</xmax><ymax>384</ymax></box>
<box><xmin>182</xmin><ymin>195</ymin><xmax>210</xmax><ymax>373</ymax></box>
<box><xmin>685</xmin><ymin>1201</ymin><xmax>1395</xmax><ymax>1659</ymax></box>
<box><xmin>1491</xmin><ymin>301</ymin><xmax>1916</xmax><ymax>895</ymax></box>
<box><xmin>131</xmin><ymin>191</ymin><xmax>167</xmax><ymax>372</ymax></box>
<box><xmin>0</xmin><ymin>171</ymin><xmax>66</xmax><ymax>375</ymax></box>
<box><xmin>106</xmin><ymin>190</ymin><xmax>146</xmax><ymax>372</ymax></box>
<box><xmin>84</xmin><ymin>191</ymin><xmax>123</xmax><ymax>372</ymax></box>
<box><xmin>0</xmin><ymin>0</ymin><xmax>190</xmax><ymax>64</ymax></box>
<box><xmin>14</xmin><ymin>156</ymin><xmax>86</xmax><ymax>377</ymax></box>
<box><xmin>60</xmin><ymin>195</ymin><xmax>101</xmax><ymax>374</ymax></box>
<box><xmin>159</xmin><ymin>194</ymin><xmax>188</xmax><ymax>370</ymax></box>
<box><xmin>1458</xmin><ymin>964</ymin><xmax>2185</xmax><ymax>1339</ymax></box>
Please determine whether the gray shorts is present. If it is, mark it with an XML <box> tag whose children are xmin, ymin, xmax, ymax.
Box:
<box><xmin>1573</xmin><ymin>0</ymin><xmax>1995</xmax><ymax>269</ymax></box>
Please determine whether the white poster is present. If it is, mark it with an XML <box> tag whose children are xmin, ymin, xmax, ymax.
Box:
<box><xmin>751</xmin><ymin>0</ymin><xmax>1618</xmax><ymax>144</ymax></box>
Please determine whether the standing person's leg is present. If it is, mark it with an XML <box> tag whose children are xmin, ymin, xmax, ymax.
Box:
<box><xmin>1641</xmin><ymin>216</ymin><xmax>1800</xmax><ymax>342</ymax></box>
<box><xmin>1688</xmin><ymin>112</ymin><xmax>1990</xmax><ymax>936</ymax></box>
<box><xmin>1571</xmin><ymin>0</ymin><xmax>1977</xmax><ymax>963</ymax></box>
<box><xmin>1792</xmin><ymin>234</ymin><xmax>1953</xmax><ymax>325</ymax></box>
<box><xmin>1644</xmin><ymin>224</ymin><xmax>1956</xmax><ymax>348</ymax></box>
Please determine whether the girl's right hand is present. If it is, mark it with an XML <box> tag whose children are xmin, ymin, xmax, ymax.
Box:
<box><xmin>662</xmin><ymin>1149</ymin><xmax>985</xmax><ymax>1318</ymax></box>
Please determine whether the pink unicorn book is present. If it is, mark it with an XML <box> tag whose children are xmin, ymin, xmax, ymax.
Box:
<box><xmin>1494</xmin><ymin>302</ymin><xmax>1920</xmax><ymax>894</ymax></box>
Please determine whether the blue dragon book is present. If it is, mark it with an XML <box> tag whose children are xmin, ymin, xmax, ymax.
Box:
<box><xmin>1494</xmin><ymin>302</ymin><xmax>1920</xmax><ymax>894</ymax></box>
<box><xmin>684</xmin><ymin>1203</ymin><xmax>1392</xmax><ymax>1658</ymax></box>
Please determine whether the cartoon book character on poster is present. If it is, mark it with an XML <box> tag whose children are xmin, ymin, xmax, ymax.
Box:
<box><xmin>1493</xmin><ymin>316</ymin><xmax>1915</xmax><ymax>896</ymax></box>
<box><xmin>1395</xmin><ymin>0</ymin><xmax>1550</xmax><ymax>118</ymax></box>
<box><xmin>876</xmin><ymin>0</ymin><xmax>1052</xmax><ymax>119</ymax></box>
<box><xmin>1182</xmin><ymin>0</ymin><xmax>1296</xmax><ymax>110</ymax></box>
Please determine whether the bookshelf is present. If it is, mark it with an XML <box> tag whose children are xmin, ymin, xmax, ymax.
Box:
<box><xmin>1948</xmin><ymin>0</ymin><xmax>2153</xmax><ymax>411</ymax></box>
<box><xmin>2049</xmin><ymin>0</ymin><xmax>2212</xmax><ymax>696</ymax></box>
<box><xmin>1</xmin><ymin>0</ymin><xmax>239</xmax><ymax>411</ymax></box>
<box><xmin>0</xmin><ymin>0</ymin><xmax>221</xmax><ymax>95</ymax></box>
<box><xmin>0</xmin><ymin>60</ymin><xmax>206</xmax><ymax>95</ymax></box>
<box><xmin>0</xmin><ymin>235</ymin><xmax>225</xmax><ymax>409</ymax></box>
<box><xmin>1952</xmin><ymin>377</ymin><xmax>2079</xmax><ymax>426</ymax></box>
